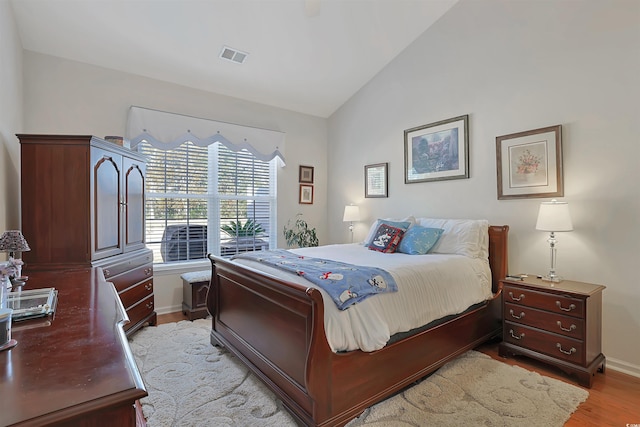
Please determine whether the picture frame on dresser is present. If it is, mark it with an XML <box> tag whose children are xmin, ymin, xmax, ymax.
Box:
<box><xmin>496</xmin><ymin>125</ymin><xmax>563</xmax><ymax>199</ymax></box>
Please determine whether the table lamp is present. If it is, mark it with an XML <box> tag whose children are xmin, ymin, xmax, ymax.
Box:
<box><xmin>343</xmin><ymin>205</ymin><xmax>360</xmax><ymax>243</ymax></box>
<box><xmin>0</xmin><ymin>230</ymin><xmax>31</xmax><ymax>279</ymax></box>
<box><xmin>535</xmin><ymin>199</ymin><xmax>573</xmax><ymax>282</ymax></box>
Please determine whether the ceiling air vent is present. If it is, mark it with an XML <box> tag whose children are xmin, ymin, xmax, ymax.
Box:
<box><xmin>219</xmin><ymin>46</ymin><xmax>248</xmax><ymax>64</ymax></box>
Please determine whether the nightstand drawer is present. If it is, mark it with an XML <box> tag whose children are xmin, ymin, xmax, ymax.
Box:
<box><xmin>504</xmin><ymin>302</ymin><xmax>585</xmax><ymax>339</ymax></box>
<box><xmin>505</xmin><ymin>322</ymin><xmax>584</xmax><ymax>365</ymax></box>
<box><xmin>503</xmin><ymin>285</ymin><xmax>584</xmax><ymax>318</ymax></box>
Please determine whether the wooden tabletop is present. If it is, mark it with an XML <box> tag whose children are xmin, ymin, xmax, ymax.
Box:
<box><xmin>0</xmin><ymin>267</ymin><xmax>146</xmax><ymax>426</ymax></box>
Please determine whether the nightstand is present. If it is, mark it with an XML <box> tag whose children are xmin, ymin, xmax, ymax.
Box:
<box><xmin>499</xmin><ymin>276</ymin><xmax>606</xmax><ymax>387</ymax></box>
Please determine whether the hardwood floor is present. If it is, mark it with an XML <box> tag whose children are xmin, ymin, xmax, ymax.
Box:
<box><xmin>156</xmin><ymin>312</ymin><xmax>640</xmax><ymax>426</ymax></box>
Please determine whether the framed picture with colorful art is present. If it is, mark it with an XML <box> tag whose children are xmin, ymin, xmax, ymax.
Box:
<box><xmin>496</xmin><ymin>125</ymin><xmax>563</xmax><ymax>200</ymax></box>
<box><xmin>404</xmin><ymin>115</ymin><xmax>469</xmax><ymax>184</ymax></box>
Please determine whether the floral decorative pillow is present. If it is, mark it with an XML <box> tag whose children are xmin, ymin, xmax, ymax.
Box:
<box><xmin>398</xmin><ymin>226</ymin><xmax>444</xmax><ymax>255</ymax></box>
<box><xmin>368</xmin><ymin>224</ymin><xmax>405</xmax><ymax>253</ymax></box>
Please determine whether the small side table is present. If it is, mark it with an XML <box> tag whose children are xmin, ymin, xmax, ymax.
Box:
<box><xmin>181</xmin><ymin>271</ymin><xmax>211</xmax><ymax>321</ymax></box>
<box><xmin>499</xmin><ymin>276</ymin><xmax>606</xmax><ymax>387</ymax></box>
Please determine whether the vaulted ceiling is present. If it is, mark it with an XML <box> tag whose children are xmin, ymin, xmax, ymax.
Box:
<box><xmin>11</xmin><ymin>0</ymin><xmax>457</xmax><ymax>117</ymax></box>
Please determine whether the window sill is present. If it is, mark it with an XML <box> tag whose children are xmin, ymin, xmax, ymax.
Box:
<box><xmin>153</xmin><ymin>259</ymin><xmax>210</xmax><ymax>276</ymax></box>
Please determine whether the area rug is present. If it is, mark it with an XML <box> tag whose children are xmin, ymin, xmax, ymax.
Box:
<box><xmin>129</xmin><ymin>319</ymin><xmax>588</xmax><ymax>426</ymax></box>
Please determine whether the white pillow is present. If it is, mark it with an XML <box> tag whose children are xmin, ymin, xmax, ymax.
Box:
<box><xmin>363</xmin><ymin>215</ymin><xmax>416</xmax><ymax>245</ymax></box>
<box><xmin>416</xmin><ymin>218</ymin><xmax>489</xmax><ymax>259</ymax></box>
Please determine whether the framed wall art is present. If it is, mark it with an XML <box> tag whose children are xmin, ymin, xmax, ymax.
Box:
<box><xmin>496</xmin><ymin>124</ymin><xmax>563</xmax><ymax>200</ymax></box>
<box><xmin>299</xmin><ymin>184</ymin><xmax>314</xmax><ymax>204</ymax></box>
<box><xmin>299</xmin><ymin>165</ymin><xmax>314</xmax><ymax>183</ymax></box>
<box><xmin>365</xmin><ymin>162</ymin><xmax>388</xmax><ymax>198</ymax></box>
<box><xmin>404</xmin><ymin>115</ymin><xmax>469</xmax><ymax>184</ymax></box>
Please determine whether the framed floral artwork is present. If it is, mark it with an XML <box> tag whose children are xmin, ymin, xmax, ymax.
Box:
<box><xmin>496</xmin><ymin>125</ymin><xmax>563</xmax><ymax>200</ymax></box>
<box><xmin>404</xmin><ymin>115</ymin><xmax>469</xmax><ymax>184</ymax></box>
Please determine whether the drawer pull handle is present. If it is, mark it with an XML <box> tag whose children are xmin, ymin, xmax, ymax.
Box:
<box><xmin>509</xmin><ymin>329</ymin><xmax>525</xmax><ymax>340</ymax></box>
<box><xmin>556</xmin><ymin>301</ymin><xmax>576</xmax><ymax>312</ymax></box>
<box><xmin>557</xmin><ymin>321</ymin><xmax>576</xmax><ymax>332</ymax></box>
<box><xmin>145</xmin><ymin>283</ymin><xmax>153</xmax><ymax>291</ymax></box>
<box><xmin>508</xmin><ymin>292</ymin><xmax>525</xmax><ymax>302</ymax></box>
<box><xmin>556</xmin><ymin>343</ymin><xmax>576</xmax><ymax>355</ymax></box>
<box><xmin>104</xmin><ymin>269</ymin><xmax>111</xmax><ymax>277</ymax></box>
<box><xmin>509</xmin><ymin>309</ymin><xmax>525</xmax><ymax>320</ymax></box>
<box><xmin>146</xmin><ymin>301</ymin><xmax>154</xmax><ymax>309</ymax></box>
<box><xmin>144</xmin><ymin>268</ymin><xmax>152</xmax><ymax>276</ymax></box>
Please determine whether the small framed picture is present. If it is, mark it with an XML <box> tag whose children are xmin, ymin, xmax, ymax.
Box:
<box><xmin>299</xmin><ymin>165</ymin><xmax>314</xmax><ymax>183</ymax></box>
<box><xmin>496</xmin><ymin>125</ymin><xmax>563</xmax><ymax>199</ymax></box>
<box><xmin>299</xmin><ymin>184</ymin><xmax>314</xmax><ymax>204</ymax></box>
<box><xmin>365</xmin><ymin>163</ymin><xmax>388</xmax><ymax>198</ymax></box>
<box><xmin>404</xmin><ymin>115</ymin><xmax>469</xmax><ymax>184</ymax></box>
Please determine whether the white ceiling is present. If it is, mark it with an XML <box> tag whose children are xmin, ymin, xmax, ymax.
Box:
<box><xmin>10</xmin><ymin>0</ymin><xmax>457</xmax><ymax>118</ymax></box>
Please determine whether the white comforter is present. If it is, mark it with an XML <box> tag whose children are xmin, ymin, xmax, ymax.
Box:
<box><xmin>233</xmin><ymin>243</ymin><xmax>493</xmax><ymax>352</ymax></box>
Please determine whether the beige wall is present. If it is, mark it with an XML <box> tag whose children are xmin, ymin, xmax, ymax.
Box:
<box><xmin>327</xmin><ymin>0</ymin><xmax>640</xmax><ymax>376</ymax></box>
<box><xmin>0</xmin><ymin>0</ymin><xmax>23</xmax><ymax>232</ymax></box>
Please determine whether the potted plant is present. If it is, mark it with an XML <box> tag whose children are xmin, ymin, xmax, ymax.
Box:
<box><xmin>283</xmin><ymin>214</ymin><xmax>319</xmax><ymax>248</ymax></box>
<box><xmin>221</xmin><ymin>219</ymin><xmax>265</xmax><ymax>243</ymax></box>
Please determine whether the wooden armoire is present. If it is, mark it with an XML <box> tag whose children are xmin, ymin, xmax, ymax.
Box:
<box><xmin>18</xmin><ymin>134</ymin><xmax>156</xmax><ymax>335</ymax></box>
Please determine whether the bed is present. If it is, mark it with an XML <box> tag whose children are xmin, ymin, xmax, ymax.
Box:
<box><xmin>206</xmin><ymin>218</ymin><xmax>509</xmax><ymax>427</ymax></box>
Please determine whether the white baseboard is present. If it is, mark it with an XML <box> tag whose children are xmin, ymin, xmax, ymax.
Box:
<box><xmin>606</xmin><ymin>356</ymin><xmax>640</xmax><ymax>378</ymax></box>
<box><xmin>156</xmin><ymin>304</ymin><xmax>183</xmax><ymax>316</ymax></box>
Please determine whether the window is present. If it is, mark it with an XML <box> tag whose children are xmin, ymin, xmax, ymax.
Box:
<box><xmin>140</xmin><ymin>141</ymin><xmax>277</xmax><ymax>264</ymax></box>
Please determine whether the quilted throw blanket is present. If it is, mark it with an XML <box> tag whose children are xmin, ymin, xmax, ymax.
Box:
<box><xmin>233</xmin><ymin>249</ymin><xmax>397</xmax><ymax>310</ymax></box>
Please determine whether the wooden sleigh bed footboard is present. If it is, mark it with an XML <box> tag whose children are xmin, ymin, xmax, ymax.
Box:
<box><xmin>206</xmin><ymin>225</ymin><xmax>509</xmax><ymax>427</ymax></box>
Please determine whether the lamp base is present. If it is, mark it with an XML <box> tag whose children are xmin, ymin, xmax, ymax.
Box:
<box><xmin>541</xmin><ymin>275</ymin><xmax>563</xmax><ymax>283</ymax></box>
<box><xmin>0</xmin><ymin>339</ymin><xmax>17</xmax><ymax>352</ymax></box>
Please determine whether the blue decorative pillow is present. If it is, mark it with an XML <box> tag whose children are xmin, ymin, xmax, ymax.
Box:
<box><xmin>365</xmin><ymin>220</ymin><xmax>411</xmax><ymax>248</ymax></box>
<box><xmin>398</xmin><ymin>226</ymin><xmax>444</xmax><ymax>255</ymax></box>
<box><xmin>368</xmin><ymin>224</ymin><xmax>405</xmax><ymax>253</ymax></box>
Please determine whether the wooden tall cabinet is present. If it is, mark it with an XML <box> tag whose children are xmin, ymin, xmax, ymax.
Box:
<box><xmin>18</xmin><ymin>134</ymin><xmax>156</xmax><ymax>335</ymax></box>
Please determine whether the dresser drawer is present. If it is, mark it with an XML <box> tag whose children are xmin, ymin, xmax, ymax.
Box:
<box><xmin>119</xmin><ymin>279</ymin><xmax>153</xmax><ymax>309</ymax></box>
<box><xmin>109</xmin><ymin>263</ymin><xmax>153</xmax><ymax>292</ymax></box>
<box><xmin>504</xmin><ymin>322</ymin><xmax>585</xmax><ymax>365</ymax></box>
<box><xmin>125</xmin><ymin>294</ymin><xmax>154</xmax><ymax>329</ymax></box>
<box><xmin>504</xmin><ymin>302</ymin><xmax>585</xmax><ymax>340</ymax></box>
<box><xmin>102</xmin><ymin>251</ymin><xmax>153</xmax><ymax>279</ymax></box>
<box><xmin>503</xmin><ymin>285</ymin><xmax>584</xmax><ymax>318</ymax></box>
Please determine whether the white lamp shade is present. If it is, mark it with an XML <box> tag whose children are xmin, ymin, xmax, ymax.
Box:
<box><xmin>343</xmin><ymin>205</ymin><xmax>360</xmax><ymax>222</ymax></box>
<box><xmin>535</xmin><ymin>200</ymin><xmax>573</xmax><ymax>232</ymax></box>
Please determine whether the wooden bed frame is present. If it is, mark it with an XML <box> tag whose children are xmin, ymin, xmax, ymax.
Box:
<box><xmin>206</xmin><ymin>225</ymin><xmax>509</xmax><ymax>427</ymax></box>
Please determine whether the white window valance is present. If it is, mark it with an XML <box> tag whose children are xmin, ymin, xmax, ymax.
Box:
<box><xmin>126</xmin><ymin>106</ymin><xmax>286</xmax><ymax>164</ymax></box>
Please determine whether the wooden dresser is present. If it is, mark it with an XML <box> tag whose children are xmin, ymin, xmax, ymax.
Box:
<box><xmin>499</xmin><ymin>276</ymin><xmax>606</xmax><ymax>387</ymax></box>
<box><xmin>18</xmin><ymin>134</ymin><xmax>156</xmax><ymax>335</ymax></box>
<box><xmin>0</xmin><ymin>268</ymin><xmax>147</xmax><ymax>426</ymax></box>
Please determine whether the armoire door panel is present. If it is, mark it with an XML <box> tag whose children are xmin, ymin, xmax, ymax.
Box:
<box><xmin>92</xmin><ymin>146</ymin><xmax>122</xmax><ymax>259</ymax></box>
<box><xmin>123</xmin><ymin>156</ymin><xmax>146</xmax><ymax>252</ymax></box>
